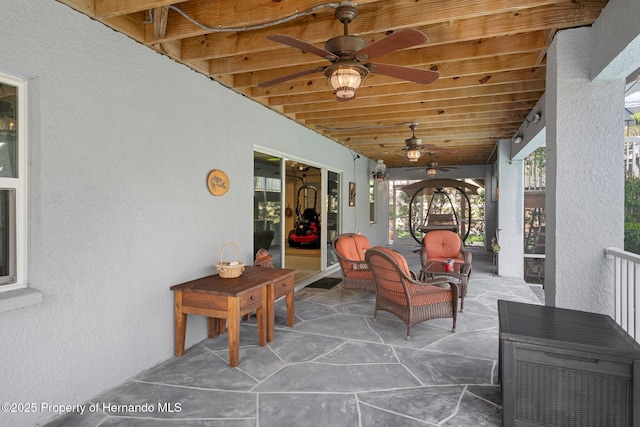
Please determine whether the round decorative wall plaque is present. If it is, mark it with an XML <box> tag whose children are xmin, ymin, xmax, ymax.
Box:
<box><xmin>207</xmin><ymin>169</ymin><xmax>229</xmax><ymax>196</ymax></box>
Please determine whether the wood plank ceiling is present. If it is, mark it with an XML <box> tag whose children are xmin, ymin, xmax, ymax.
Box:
<box><xmin>58</xmin><ymin>0</ymin><xmax>608</xmax><ymax>168</ymax></box>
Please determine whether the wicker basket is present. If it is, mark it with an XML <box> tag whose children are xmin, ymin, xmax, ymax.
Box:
<box><xmin>216</xmin><ymin>242</ymin><xmax>245</xmax><ymax>278</ymax></box>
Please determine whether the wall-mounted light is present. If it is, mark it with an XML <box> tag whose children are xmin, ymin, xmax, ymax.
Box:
<box><xmin>511</xmin><ymin>134</ymin><xmax>523</xmax><ymax>144</ymax></box>
<box><xmin>372</xmin><ymin>159</ymin><xmax>387</xmax><ymax>181</ymax></box>
<box><xmin>324</xmin><ymin>63</ymin><xmax>369</xmax><ymax>101</ymax></box>
<box><xmin>526</xmin><ymin>111</ymin><xmax>542</xmax><ymax>126</ymax></box>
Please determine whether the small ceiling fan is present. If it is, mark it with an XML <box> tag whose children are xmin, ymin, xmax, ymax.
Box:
<box><xmin>407</xmin><ymin>152</ymin><xmax>459</xmax><ymax>176</ymax></box>
<box><xmin>258</xmin><ymin>1</ymin><xmax>439</xmax><ymax>101</ymax></box>
<box><xmin>401</xmin><ymin>123</ymin><xmax>457</xmax><ymax>163</ymax></box>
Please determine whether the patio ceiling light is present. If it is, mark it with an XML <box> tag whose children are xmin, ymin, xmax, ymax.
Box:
<box><xmin>406</xmin><ymin>148</ymin><xmax>422</xmax><ymax>162</ymax></box>
<box><xmin>324</xmin><ymin>63</ymin><xmax>369</xmax><ymax>101</ymax></box>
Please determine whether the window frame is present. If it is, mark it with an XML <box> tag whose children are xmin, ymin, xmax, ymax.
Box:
<box><xmin>369</xmin><ymin>177</ymin><xmax>377</xmax><ymax>224</ymax></box>
<box><xmin>0</xmin><ymin>71</ymin><xmax>28</xmax><ymax>293</ymax></box>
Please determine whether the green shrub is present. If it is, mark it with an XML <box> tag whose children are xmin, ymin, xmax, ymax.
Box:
<box><xmin>625</xmin><ymin>177</ymin><xmax>640</xmax><ymax>254</ymax></box>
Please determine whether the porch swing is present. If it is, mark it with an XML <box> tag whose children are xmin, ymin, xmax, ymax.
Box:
<box><xmin>403</xmin><ymin>179</ymin><xmax>478</xmax><ymax>246</ymax></box>
<box><xmin>417</xmin><ymin>188</ymin><xmax>460</xmax><ymax>234</ymax></box>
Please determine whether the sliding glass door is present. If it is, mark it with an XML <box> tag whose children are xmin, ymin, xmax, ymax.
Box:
<box><xmin>253</xmin><ymin>151</ymin><xmax>282</xmax><ymax>267</ymax></box>
<box><xmin>254</xmin><ymin>150</ymin><xmax>342</xmax><ymax>277</ymax></box>
<box><xmin>326</xmin><ymin>170</ymin><xmax>340</xmax><ymax>268</ymax></box>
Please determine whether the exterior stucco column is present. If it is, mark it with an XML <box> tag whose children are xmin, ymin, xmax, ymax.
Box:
<box><xmin>496</xmin><ymin>140</ymin><xmax>524</xmax><ymax>277</ymax></box>
<box><xmin>545</xmin><ymin>27</ymin><xmax>624</xmax><ymax>315</ymax></box>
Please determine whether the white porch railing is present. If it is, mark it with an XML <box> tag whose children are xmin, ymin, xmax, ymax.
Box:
<box><xmin>605</xmin><ymin>247</ymin><xmax>640</xmax><ymax>342</ymax></box>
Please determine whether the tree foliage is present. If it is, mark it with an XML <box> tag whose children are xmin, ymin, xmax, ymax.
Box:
<box><xmin>625</xmin><ymin>176</ymin><xmax>640</xmax><ymax>253</ymax></box>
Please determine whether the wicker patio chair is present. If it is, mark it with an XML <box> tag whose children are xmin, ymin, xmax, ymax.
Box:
<box><xmin>365</xmin><ymin>246</ymin><xmax>458</xmax><ymax>340</ymax></box>
<box><xmin>254</xmin><ymin>248</ymin><xmax>274</xmax><ymax>268</ymax></box>
<box><xmin>332</xmin><ymin>233</ymin><xmax>376</xmax><ymax>299</ymax></box>
<box><xmin>420</xmin><ymin>230</ymin><xmax>472</xmax><ymax>300</ymax></box>
<box><xmin>420</xmin><ymin>230</ymin><xmax>472</xmax><ymax>266</ymax></box>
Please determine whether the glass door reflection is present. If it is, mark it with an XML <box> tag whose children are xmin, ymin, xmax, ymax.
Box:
<box><xmin>254</xmin><ymin>151</ymin><xmax>282</xmax><ymax>267</ymax></box>
<box><xmin>326</xmin><ymin>170</ymin><xmax>340</xmax><ymax>268</ymax></box>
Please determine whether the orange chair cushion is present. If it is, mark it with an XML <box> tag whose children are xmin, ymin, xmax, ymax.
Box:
<box><xmin>423</xmin><ymin>230</ymin><xmax>462</xmax><ymax>260</ymax></box>
<box><xmin>376</xmin><ymin>247</ymin><xmax>411</xmax><ymax>277</ymax></box>
<box><xmin>336</xmin><ymin>234</ymin><xmax>371</xmax><ymax>261</ymax></box>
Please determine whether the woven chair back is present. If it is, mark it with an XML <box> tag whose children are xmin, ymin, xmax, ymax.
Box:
<box><xmin>365</xmin><ymin>246</ymin><xmax>412</xmax><ymax>306</ymax></box>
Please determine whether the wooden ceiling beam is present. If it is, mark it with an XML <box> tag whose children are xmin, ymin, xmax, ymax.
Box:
<box><xmin>276</xmin><ymin>79</ymin><xmax>545</xmax><ymax>114</ymax></box>
<box><xmin>356</xmin><ymin>137</ymin><xmax>495</xmax><ymax>150</ymax></box>
<box><xmin>332</xmin><ymin>123</ymin><xmax>519</xmax><ymax>143</ymax></box>
<box><xmin>251</xmin><ymin>67</ymin><xmax>546</xmax><ymax>99</ymax></box>
<box><xmin>152</xmin><ymin>6</ymin><xmax>169</xmax><ymax>41</ymax></box>
<box><xmin>304</xmin><ymin>104</ymin><xmax>536</xmax><ymax>133</ymax></box>
<box><xmin>94</xmin><ymin>0</ymin><xmax>185</xmax><ymax>18</ymax></box>
<box><xmin>321</xmin><ymin>125</ymin><xmax>523</xmax><ymax>146</ymax></box>
<box><xmin>236</xmin><ymin>50</ymin><xmax>543</xmax><ymax>90</ymax></box>
<box><xmin>320</xmin><ymin>116</ymin><xmax>524</xmax><ymax>136</ymax></box>
<box><xmin>144</xmin><ymin>0</ymin><xmax>378</xmax><ymax>45</ymax></box>
<box><xmin>338</xmin><ymin>130</ymin><xmax>511</xmax><ymax>147</ymax></box>
<box><xmin>183</xmin><ymin>0</ymin><xmax>603</xmax><ymax>64</ymax></box>
<box><xmin>207</xmin><ymin>30</ymin><xmax>546</xmax><ymax>76</ymax></box>
<box><xmin>101</xmin><ymin>12</ymin><xmax>148</xmax><ymax>43</ymax></box>
<box><xmin>308</xmin><ymin>109</ymin><xmax>530</xmax><ymax>129</ymax></box>
<box><xmin>178</xmin><ymin>0</ymin><xmax>571</xmax><ymax>59</ymax></box>
<box><xmin>293</xmin><ymin>93</ymin><xmax>541</xmax><ymax>121</ymax></box>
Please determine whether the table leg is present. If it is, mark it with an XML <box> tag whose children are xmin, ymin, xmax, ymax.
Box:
<box><xmin>256</xmin><ymin>285</ymin><xmax>267</xmax><ymax>346</ymax></box>
<box><xmin>217</xmin><ymin>319</ymin><xmax>226</xmax><ymax>335</ymax></box>
<box><xmin>266</xmin><ymin>282</ymin><xmax>275</xmax><ymax>342</ymax></box>
<box><xmin>286</xmin><ymin>291</ymin><xmax>295</xmax><ymax>327</ymax></box>
<box><xmin>174</xmin><ymin>291</ymin><xmax>187</xmax><ymax>357</ymax></box>
<box><xmin>227</xmin><ymin>296</ymin><xmax>240</xmax><ymax>367</ymax></box>
<box><xmin>207</xmin><ymin>318</ymin><xmax>219</xmax><ymax>338</ymax></box>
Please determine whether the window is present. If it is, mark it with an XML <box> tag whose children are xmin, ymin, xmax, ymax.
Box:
<box><xmin>0</xmin><ymin>72</ymin><xmax>27</xmax><ymax>292</ymax></box>
<box><xmin>369</xmin><ymin>178</ymin><xmax>376</xmax><ymax>223</ymax></box>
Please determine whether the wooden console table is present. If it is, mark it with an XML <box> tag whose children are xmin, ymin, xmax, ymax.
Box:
<box><xmin>171</xmin><ymin>266</ymin><xmax>297</xmax><ymax>367</ymax></box>
<box><xmin>498</xmin><ymin>300</ymin><xmax>640</xmax><ymax>427</ymax></box>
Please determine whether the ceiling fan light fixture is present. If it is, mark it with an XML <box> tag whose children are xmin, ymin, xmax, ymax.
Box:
<box><xmin>406</xmin><ymin>148</ymin><xmax>422</xmax><ymax>162</ymax></box>
<box><xmin>427</xmin><ymin>167</ymin><xmax>437</xmax><ymax>176</ymax></box>
<box><xmin>325</xmin><ymin>64</ymin><xmax>368</xmax><ymax>100</ymax></box>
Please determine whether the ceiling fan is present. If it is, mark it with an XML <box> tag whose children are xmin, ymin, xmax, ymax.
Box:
<box><xmin>405</xmin><ymin>151</ymin><xmax>458</xmax><ymax>177</ymax></box>
<box><xmin>407</xmin><ymin>152</ymin><xmax>459</xmax><ymax>176</ymax></box>
<box><xmin>258</xmin><ymin>1</ymin><xmax>439</xmax><ymax>101</ymax></box>
<box><xmin>401</xmin><ymin>123</ymin><xmax>457</xmax><ymax>163</ymax></box>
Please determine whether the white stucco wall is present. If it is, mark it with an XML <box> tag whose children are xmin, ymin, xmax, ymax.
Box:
<box><xmin>496</xmin><ymin>140</ymin><xmax>524</xmax><ymax>278</ymax></box>
<box><xmin>590</xmin><ymin>0</ymin><xmax>640</xmax><ymax>82</ymax></box>
<box><xmin>545</xmin><ymin>27</ymin><xmax>624</xmax><ymax>314</ymax></box>
<box><xmin>0</xmin><ymin>2</ymin><xmax>386</xmax><ymax>425</ymax></box>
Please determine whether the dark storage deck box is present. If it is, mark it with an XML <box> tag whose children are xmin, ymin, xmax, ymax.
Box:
<box><xmin>498</xmin><ymin>300</ymin><xmax>640</xmax><ymax>427</ymax></box>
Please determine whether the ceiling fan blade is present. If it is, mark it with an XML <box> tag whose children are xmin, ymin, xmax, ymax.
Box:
<box><xmin>369</xmin><ymin>62</ymin><xmax>439</xmax><ymax>85</ymax></box>
<box><xmin>266</xmin><ymin>34</ymin><xmax>338</xmax><ymax>61</ymax></box>
<box><xmin>257</xmin><ymin>67</ymin><xmax>325</xmax><ymax>88</ymax></box>
<box><xmin>423</xmin><ymin>145</ymin><xmax>457</xmax><ymax>154</ymax></box>
<box><xmin>355</xmin><ymin>29</ymin><xmax>428</xmax><ymax>61</ymax></box>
